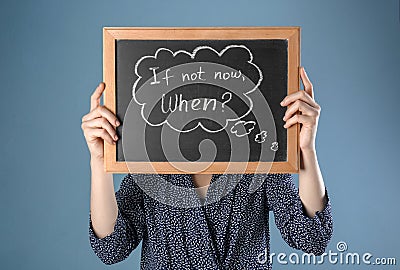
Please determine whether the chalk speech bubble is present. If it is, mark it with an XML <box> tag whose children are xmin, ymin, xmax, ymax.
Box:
<box><xmin>132</xmin><ymin>45</ymin><xmax>263</xmax><ymax>133</ymax></box>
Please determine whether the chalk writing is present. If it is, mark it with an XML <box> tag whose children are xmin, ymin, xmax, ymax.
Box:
<box><xmin>161</xmin><ymin>94</ymin><xmax>218</xmax><ymax>113</ymax></box>
<box><xmin>132</xmin><ymin>45</ymin><xmax>263</xmax><ymax>134</ymax></box>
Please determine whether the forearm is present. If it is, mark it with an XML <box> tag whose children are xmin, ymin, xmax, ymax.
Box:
<box><xmin>298</xmin><ymin>149</ymin><xmax>327</xmax><ymax>218</ymax></box>
<box><xmin>90</xmin><ymin>157</ymin><xmax>118</xmax><ymax>238</ymax></box>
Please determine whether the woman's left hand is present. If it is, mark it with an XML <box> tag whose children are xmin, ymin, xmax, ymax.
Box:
<box><xmin>280</xmin><ymin>67</ymin><xmax>321</xmax><ymax>153</ymax></box>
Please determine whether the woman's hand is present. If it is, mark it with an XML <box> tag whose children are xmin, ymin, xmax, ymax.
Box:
<box><xmin>81</xmin><ymin>82</ymin><xmax>120</xmax><ymax>160</ymax></box>
<box><xmin>281</xmin><ymin>68</ymin><xmax>326</xmax><ymax>217</ymax></box>
<box><xmin>83</xmin><ymin>83</ymin><xmax>120</xmax><ymax>238</ymax></box>
<box><xmin>281</xmin><ymin>67</ymin><xmax>321</xmax><ymax>153</ymax></box>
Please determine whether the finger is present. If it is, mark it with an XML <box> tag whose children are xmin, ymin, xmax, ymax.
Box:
<box><xmin>81</xmin><ymin>118</ymin><xmax>118</xmax><ymax>141</ymax></box>
<box><xmin>300</xmin><ymin>67</ymin><xmax>314</xmax><ymax>99</ymax></box>
<box><xmin>283</xmin><ymin>100</ymin><xmax>319</xmax><ymax>121</ymax></box>
<box><xmin>86</xmin><ymin>128</ymin><xmax>116</xmax><ymax>145</ymax></box>
<box><xmin>90</xmin><ymin>82</ymin><xmax>105</xmax><ymax>111</ymax></box>
<box><xmin>283</xmin><ymin>114</ymin><xmax>315</xmax><ymax>129</ymax></box>
<box><xmin>82</xmin><ymin>106</ymin><xmax>120</xmax><ymax>127</ymax></box>
<box><xmin>280</xmin><ymin>90</ymin><xmax>320</xmax><ymax>110</ymax></box>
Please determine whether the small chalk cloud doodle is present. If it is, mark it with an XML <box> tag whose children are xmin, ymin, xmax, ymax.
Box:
<box><xmin>255</xmin><ymin>130</ymin><xmax>268</xmax><ymax>143</ymax></box>
<box><xmin>230</xmin><ymin>120</ymin><xmax>256</xmax><ymax>137</ymax></box>
<box><xmin>271</xmin><ymin>142</ymin><xmax>279</xmax><ymax>152</ymax></box>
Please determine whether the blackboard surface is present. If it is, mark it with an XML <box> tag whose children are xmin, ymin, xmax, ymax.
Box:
<box><xmin>115</xmin><ymin>39</ymin><xmax>288</xmax><ymax>163</ymax></box>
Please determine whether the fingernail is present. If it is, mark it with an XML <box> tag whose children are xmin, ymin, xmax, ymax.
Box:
<box><xmin>116</xmin><ymin>120</ymin><xmax>120</xmax><ymax>126</ymax></box>
<box><xmin>280</xmin><ymin>101</ymin><xmax>285</xmax><ymax>106</ymax></box>
<box><xmin>114</xmin><ymin>135</ymin><xmax>118</xmax><ymax>140</ymax></box>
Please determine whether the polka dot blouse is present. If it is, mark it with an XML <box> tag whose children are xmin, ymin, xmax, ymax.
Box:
<box><xmin>88</xmin><ymin>173</ymin><xmax>333</xmax><ymax>269</ymax></box>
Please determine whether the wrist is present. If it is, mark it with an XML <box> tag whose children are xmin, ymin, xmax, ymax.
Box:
<box><xmin>300</xmin><ymin>147</ymin><xmax>317</xmax><ymax>157</ymax></box>
<box><xmin>90</xmin><ymin>156</ymin><xmax>104</xmax><ymax>168</ymax></box>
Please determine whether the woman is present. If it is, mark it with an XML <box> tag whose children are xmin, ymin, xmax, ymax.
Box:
<box><xmin>81</xmin><ymin>67</ymin><xmax>333</xmax><ymax>269</ymax></box>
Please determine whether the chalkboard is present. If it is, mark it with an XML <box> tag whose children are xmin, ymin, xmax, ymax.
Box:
<box><xmin>103</xmin><ymin>27</ymin><xmax>300</xmax><ymax>174</ymax></box>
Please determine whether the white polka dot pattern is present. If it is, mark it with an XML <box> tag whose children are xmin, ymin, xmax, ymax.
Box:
<box><xmin>88</xmin><ymin>173</ymin><xmax>333</xmax><ymax>269</ymax></box>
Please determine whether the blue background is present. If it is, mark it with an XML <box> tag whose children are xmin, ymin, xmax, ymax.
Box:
<box><xmin>0</xmin><ymin>0</ymin><xmax>399</xmax><ymax>269</ymax></box>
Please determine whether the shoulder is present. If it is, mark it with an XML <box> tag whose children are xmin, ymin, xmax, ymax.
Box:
<box><xmin>118</xmin><ymin>174</ymin><xmax>147</xmax><ymax>194</ymax></box>
<box><xmin>119</xmin><ymin>173</ymin><xmax>170</xmax><ymax>193</ymax></box>
<box><xmin>250</xmin><ymin>173</ymin><xmax>293</xmax><ymax>186</ymax></box>
<box><xmin>266</xmin><ymin>173</ymin><xmax>293</xmax><ymax>183</ymax></box>
<box><xmin>263</xmin><ymin>173</ymin><xmax>295</xmax><ymax>193</ymax></box>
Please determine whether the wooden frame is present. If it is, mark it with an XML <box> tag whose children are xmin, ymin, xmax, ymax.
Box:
<box><xmin>103</xmin><ymin>27</ymin><xmax>300</xmax><ymax>174</ymax></box>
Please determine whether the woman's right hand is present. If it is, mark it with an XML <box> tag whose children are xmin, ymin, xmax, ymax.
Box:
<box><xmin>81</xmin><ymin>82</ymin><xmax>120</xmax><ymax>160</ymax></box>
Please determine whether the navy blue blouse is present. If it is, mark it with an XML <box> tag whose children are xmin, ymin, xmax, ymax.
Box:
<box><xmin>89</xmin><ymin>173</ymin><xmax>333</xmax><ymax>269</ymax></box>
